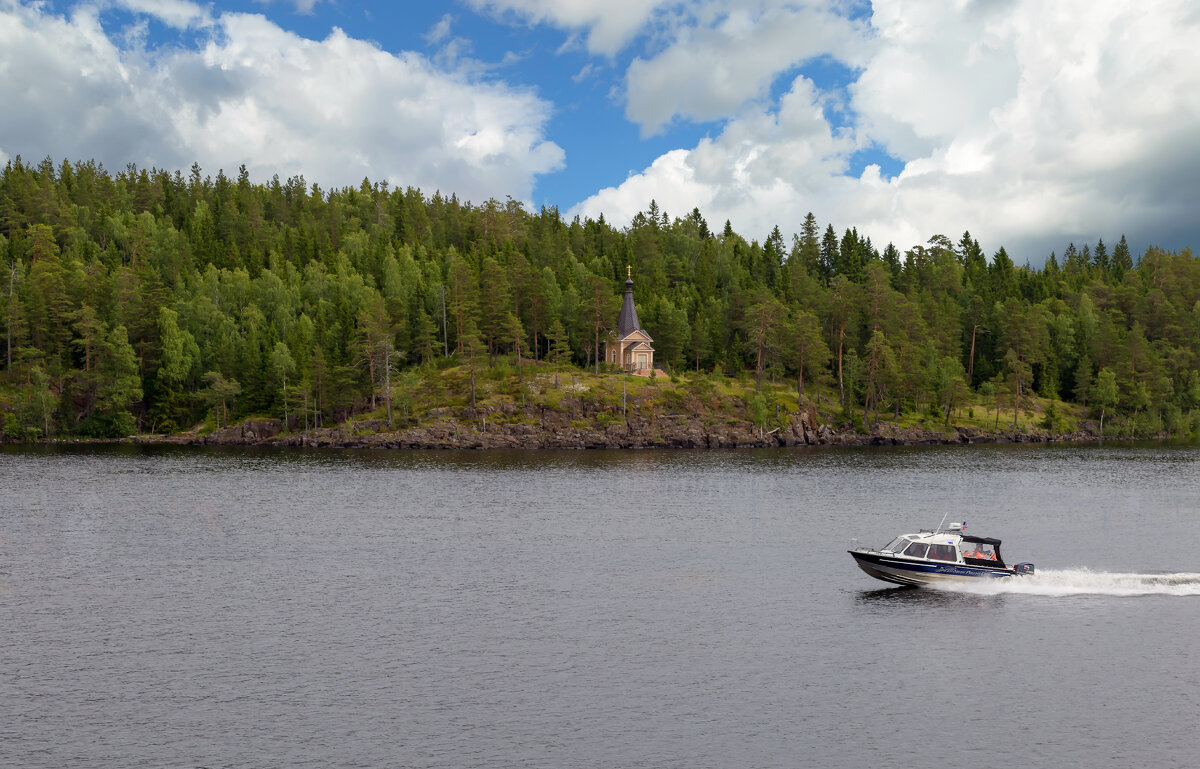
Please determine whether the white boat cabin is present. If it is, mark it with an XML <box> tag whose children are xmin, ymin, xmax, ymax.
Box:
<box><xmin>878</xmin><ymin>523</ymin><xmax>1005</xmax><ymax>566</ymax></box>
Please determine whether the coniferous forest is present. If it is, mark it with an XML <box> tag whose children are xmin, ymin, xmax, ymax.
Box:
<box><xmin>2</xmin><ymin>155</ymin><xmax>1199</xmax><ymax>441</ymax></box>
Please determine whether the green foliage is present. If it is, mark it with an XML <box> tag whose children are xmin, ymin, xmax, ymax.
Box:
<box><xmin>595</xmin><ymin>412</ymin><xmax>620</xmax><ymax>428</ymax></box>
<box><xmin>1093</xmin><ymin>369</ymin><xmax>1119</xmax><ymax>418</ymax></box>
<box><xmin>683</xmin><ymin>372</ymin><xmax>717</xmax><ymax>402</ymax></box>
<box><xmin>3</xmin><ymin>411</ymin><xmax>21</xmax><ymax>440</ymax></box>
<box><xmin>79</xmin><ymin>410</ymin><xmax>135</xmax><ymax>439</ymax></box>
<box><xmin>1</xmin><ymin>156</ymin><xmax>1199</xmax><ymax>439</ymax></box>
<box><xmin>748</xmin><ymin>394</ymin><xmax>769</xmax><ymax>431</ymax></box>
<box><xmin>661</xmin><ymin>385</ymin><xmax>687</xmax><ymax>411</ymax></box>
<box><xmin>1040</xmin><ymin>400</ymin><xmax>1074</xmax><ymax>433</ymax></box>
<box><xmin>540</xmin><ymin>387</ymin><xmax>564</xmax><ymax>411</ymax></box>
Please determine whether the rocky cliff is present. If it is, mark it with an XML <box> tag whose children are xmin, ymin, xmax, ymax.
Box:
<box><xmin>147</xmin><ymin>408</ymin><xmax>1095</xmax><ymax>450</ymax></box>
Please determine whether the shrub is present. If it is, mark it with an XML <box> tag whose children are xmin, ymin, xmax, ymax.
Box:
<box><xmin>540</xmin><ymin>389</ymin><xmax>564</xmax><ymax>411</ymax></box>
<box><xmin>79</xmin><ymin>411</ymin><xmax>136</xmax><ymax>438</ymax></box>
<box><xmin>1131</xmin><ymin>410</ymin><xmax>1164</xmax><ymax>438</ymax></box>
<box><xmin>1041</xmin><ymin>401</ymin><xmax>1060</xmax><ymax>432</ymax></box>
<box><xmin>1163</xmin><ymin>405</ymin><xmax>1185</xmax><ymax>436</ymax></box>
<box><xmin>661</xmin><ymin>387</ymin><xmax>686</xmax><ymax>410</ymax></box>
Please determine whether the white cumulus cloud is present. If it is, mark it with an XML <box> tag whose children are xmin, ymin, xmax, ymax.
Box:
<box><xmin>572</xmin><ymin>75</ymin><xmax>860</xmax><ymax>239</ymax></box>
<box><xmin>0</xmin><ymin>1</ymin><xmax>564</xmax><ymax>201</ymax></box>
<box><xmin>464</xmin><ymin>0</ymin><xmax>672</xmax><ymax>56</ymax></box>
<box><xmin>624</xmin><ymin>1</ymin><xmax>868</xmax><ymax>135</ymax></box>
<box><xmin>573</xmin><ymin>0</ymin><xmax>1200</xmax><ymax>259</ymax></box>
<box><xmin>425</xmin><ymin>13</ymin><xmax>453</xmax><ymax>45</ymax></box>
<box><xmin>111</xmin><ymin>0</ymin><xmax>210</xmax><ymax>29</ymax></box>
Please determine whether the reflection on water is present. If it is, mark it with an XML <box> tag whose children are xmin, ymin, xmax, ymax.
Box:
<box><xmin>3</xmin><ymin>442</ymin><xmax>1200</xmax><ymax>769</ymax></box>
<box><xmin>854</xmin><ymin>585</ymin><xmax>1002</xmax><ymax>610</ymax></box>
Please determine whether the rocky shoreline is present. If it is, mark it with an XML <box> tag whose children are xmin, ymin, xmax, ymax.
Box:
<box><xmin>132</xmin><ymin>408</ymin><xmax>1100</xmax><ymax>450</ymax></box>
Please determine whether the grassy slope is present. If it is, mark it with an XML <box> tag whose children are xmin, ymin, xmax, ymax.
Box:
<box><xmin>331</xmin><ymin>359</ymin><xmax>1089</xmax><ymax>440</ymax></box>
<box><xmin>0</xmin><ymin>359</ymin><xmax>1094</xmax><ymax>442</ymax></box>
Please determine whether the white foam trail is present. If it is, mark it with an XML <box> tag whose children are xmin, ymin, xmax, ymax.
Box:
<box><xmin>937</xmin><ymin>569</ymin><xmax>1200</xmax><ymax>597</ymax></box>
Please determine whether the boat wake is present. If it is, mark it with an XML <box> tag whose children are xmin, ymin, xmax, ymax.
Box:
<box><xmin>937</xmin><ymin>569</ymin><xmax>1200</xmax><ymax>597</ymax></box>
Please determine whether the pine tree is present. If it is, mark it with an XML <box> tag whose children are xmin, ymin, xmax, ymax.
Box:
<box><xmin>1113</xmin><ymin>235</ymin><xmax>1133</xmax><ymax>278</ymax></box>
<box><xmin>819</xmin><ymin>224</ymin><xmax>839</xmax><ymax>284</ymax></box>
<box><xmin>85</xmin><ymin>324</ymin><xmax>143</xmax><ymax>436</ymax></box>
<box><xmin>1093</xmin><ymin>238</ymin><xmax>1109</xmax><ymax>274</ymax></box>
<box><xmin>785</xmin><ymin>309</ymin><xmax>830</xmax><ymax>401</ymax></box>
<box><xmin>545</xmin><ymin>317</ymin><xmax>570</xmax><ymax>388</ymax></box>
<box><xmin>741</xmin><ymin>290</ymin><xmax>786</xmax><ymax>389</ymax></box>
<box><xmin>797</xmin><ymin>213</ymin><xmax>819</xmax><ymax>272</ymax></box>
<box><xmin>882</xmin><ymin>243</ymin><xmax>902</xmax><ymax>284</ymax></box>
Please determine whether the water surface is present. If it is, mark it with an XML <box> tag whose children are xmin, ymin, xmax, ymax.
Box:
<box><xmin>2</xmin><ymin>443</ymin><xmax>1198</xmax><ymax>768</ymax></box>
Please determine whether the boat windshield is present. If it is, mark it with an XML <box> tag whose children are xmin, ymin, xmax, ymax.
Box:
<box><xmin>883</xmin><ymin>537</ymin><xmax>907</xmax><ymax>552</ymax></box>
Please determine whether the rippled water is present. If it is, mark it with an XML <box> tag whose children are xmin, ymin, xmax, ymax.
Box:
<box><xmin>3</xmin><ymin>442</ymin><xmax>1199</xmax><ymax>768</ymax></box>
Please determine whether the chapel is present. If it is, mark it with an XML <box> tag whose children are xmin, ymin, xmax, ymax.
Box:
<box><xmin>606</xmin><ymin>267</ymin><xmax>655</xmax><ymax>374</ymax></box>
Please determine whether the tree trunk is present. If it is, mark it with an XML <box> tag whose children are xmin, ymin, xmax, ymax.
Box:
<box><xmin>1013</xmin><ymin>381</ymin><xmax>1020</xmax><ymax>431</ymax></box>
<box><xmin>862</xmin><ymin>335</ymin><xmax>878</xmax><ymax>425</ymax></box>
<box><xmin>7</xmin><ymin>262</ymin><xmax>15</xmax><ymax>370</ymax></box>
<box><xmin>441</xmin><ymin>285</ymin><xmax>448</xmax><ymax>357</ymax></box>
<box><xmin>368</xmin><ymin>354</ymin><xmax>376</xmax><ymax>410</ymax></box>
<box><xmin>384</xmin><ymin>345</ymin><xmax>392</xmax><ymax>426</ymax></box>
<box><xmin>515</xmin><ymin>330</ymin><xmax>523</xmax><ymax>381</ymax></box>
<box><xmin>837</xmin><ymin>323</ymin><xmax>845</xmax><ymax>405</ymax></box>
<box><xmin>863</xmin><ymin>366</ymin><xmax>875</xmax><ymax>424</ymax></box>
<box><xmin>755</xmin><ymin>320</ymin><xmax>765</xmax><ymax>390</ymax></box>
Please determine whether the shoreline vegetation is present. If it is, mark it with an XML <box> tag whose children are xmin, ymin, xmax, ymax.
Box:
<box><xmin>3</xmin><ymin>157</ymin><xmax>1200</xmax><ymax>446</ymax></box>
<box><xmin>43</xmin><ymin>365</ymin><xmax>1118</xmax><ymax>451</ymax></box>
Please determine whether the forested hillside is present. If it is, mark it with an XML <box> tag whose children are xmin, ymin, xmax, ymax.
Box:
<box><xmin>1</xmin><ymin>155</ymin><xmax>1198</xmax><ymax>440</ymax></box>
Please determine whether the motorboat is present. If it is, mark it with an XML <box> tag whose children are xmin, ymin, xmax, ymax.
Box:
<box><xmin>849</xmin><ymin>521</ymin><xmax>1035</xmax><ymax>587</ymax></box>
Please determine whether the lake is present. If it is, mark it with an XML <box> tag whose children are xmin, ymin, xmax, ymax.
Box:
<box><xmin>2</xmin><ymin>442</ymin><xmax>1199</xmax><ymax>768</ymax></box>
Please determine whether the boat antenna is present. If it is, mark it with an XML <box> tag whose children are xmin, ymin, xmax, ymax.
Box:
<box><xmin>934</xmin><ymin>511</ymin><xmax>950</xmax><ymax>533</ymax></box>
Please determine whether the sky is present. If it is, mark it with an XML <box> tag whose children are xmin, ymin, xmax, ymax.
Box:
<box><xmin>3</xmin><ymin>0</ymin><xmax>1200</xmax><ymax>264</ymax></box>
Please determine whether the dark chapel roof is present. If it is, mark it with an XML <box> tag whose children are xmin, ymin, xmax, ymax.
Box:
<box><xmin>617</xmin><ymin>276</ymin><xmax>641</xmax><ymax>337</ymax></box>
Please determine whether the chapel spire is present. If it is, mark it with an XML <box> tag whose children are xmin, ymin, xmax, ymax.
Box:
<box><xmin>617</xmin><ymin>265</ymin><xmax>641</xmax><ymax>336</ymax></box>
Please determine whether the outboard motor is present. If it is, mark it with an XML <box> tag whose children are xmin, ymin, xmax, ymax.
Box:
<box><xmin>1013</xmin><ymin>562</ymin><xmax>1036</xmax><ymax>576</ymax></box>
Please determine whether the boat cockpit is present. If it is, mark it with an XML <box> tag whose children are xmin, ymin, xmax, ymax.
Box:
<box><xmin>878</xmin><ymin>527</ymin><xmax>1007</xmax><ymax>568</ymax></box>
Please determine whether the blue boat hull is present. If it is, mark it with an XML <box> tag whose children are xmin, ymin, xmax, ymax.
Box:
<box><xmin>849</xmin><ymin>550</ymin><xmax>1013</xmax><ymax>587</ymax></box>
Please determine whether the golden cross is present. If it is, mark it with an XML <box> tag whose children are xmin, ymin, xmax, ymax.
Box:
<box><xmin>627</xmin><ymin>264</ymin><xmax>632</xmax><ymax>278</ymax></box>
